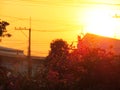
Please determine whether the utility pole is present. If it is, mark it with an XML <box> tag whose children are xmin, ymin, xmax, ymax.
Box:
<box><xmin>15</xmin><ymin>17</ymin><xmax>32</xmax><ymax>77</ymax></box>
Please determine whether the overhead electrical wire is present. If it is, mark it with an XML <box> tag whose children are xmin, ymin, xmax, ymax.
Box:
<box><xmin>2</xmin><ymin>1</ymin><xmax>120</xmax><ymax>56</ymax></box>
<box><xmin>2</xmin><ymin>0</ymin><xmax>120</xmax><ymax>8</ymax></box>
<box><xmin>3</xmin><ymin>0</ymin><xmax>120</xmax><ymax>7</ymax></box>
<box><xmin>0</xmin><ymin>14</ymin><xmax>81</xmax><ymax>32</ymax></box>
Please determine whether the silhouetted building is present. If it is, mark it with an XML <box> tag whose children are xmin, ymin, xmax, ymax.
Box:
<box><xmin>0</xmin><ymin>46</ymin><xmax>45</xmax><ymax>75</ymax></box>
<box><xmin>0</xmin><ymin>46</ymin><xmax>24</xmax><ymax>57</ymax></box>
<box><xmin>77</xmin><ymin>33</ymin><xmax>120</xmax><ymax>55</ymax></box>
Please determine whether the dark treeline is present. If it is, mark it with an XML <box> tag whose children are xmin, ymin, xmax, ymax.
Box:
<box><xmin>0</xmin><ymin>39</ymin><xmax>120</xmax><ymax>90</ymax></box>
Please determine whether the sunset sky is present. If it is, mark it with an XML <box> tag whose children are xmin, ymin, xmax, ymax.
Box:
<box><xmin>0</xmin><ymin>0</ymin><xmax>120</xmax><ymax>56</ymax></box>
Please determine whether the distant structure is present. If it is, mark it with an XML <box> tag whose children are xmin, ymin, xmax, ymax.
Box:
<box><xmin>0</xmin><ymin>46</ymin><xmax>24</xmax><ymax>57</ymax></box>
<box><xmin>77</xmin><ymin>33</ymin><xmax>120</xmax><ymax>55</ymax></box>
<box><xmin>0</xmin><ymin>46</ymin><xmax>45</xmax><ymax>75</ymax></box>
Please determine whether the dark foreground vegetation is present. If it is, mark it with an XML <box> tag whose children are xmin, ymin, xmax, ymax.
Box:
<box><xmin>0</xmin><ymin>39</ymin><xmax>120</xmax><ymax>90</ymax></box>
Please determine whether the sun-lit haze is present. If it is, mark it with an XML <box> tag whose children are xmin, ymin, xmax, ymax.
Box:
<box><xmin>0</xmin><ymin>0</ymin><xmax>120</xmax><ymax>56</ymax></box>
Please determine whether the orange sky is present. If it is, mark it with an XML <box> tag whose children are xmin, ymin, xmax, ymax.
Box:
<box><xmin>0</xmin><ymin>0</ymin><xmax>120</xmax><ymax>56</ymax></box>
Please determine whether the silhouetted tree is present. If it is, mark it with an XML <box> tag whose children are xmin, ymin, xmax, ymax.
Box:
<box><xmin>47</xmin><ymin>39</ymin><xmax>69</xmax><ymax>59</ymax></box>
<box><xmin>0</xmin><ymin>20</ymin><xmax>11</xmax><ymax>80</ymax></box>
<box><xmin>0</xmin><ymin>20</ymin><xmax>11</xmax><ymax>37</ymax></box>
<box><xmin>0</xmin><ymin>20</ymin><xmax>12</xmax><ymax>89</ymax></box>
<box><xmin>45</xmin><ymin>39</ymin><xmax>70</xmax><ymax>89</ymax></box>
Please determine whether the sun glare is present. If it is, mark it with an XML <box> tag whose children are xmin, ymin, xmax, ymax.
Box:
<box><xmin>81</xmin><ymin>5</ymin><xmax>118</xmax><ymax>38</ymax></box>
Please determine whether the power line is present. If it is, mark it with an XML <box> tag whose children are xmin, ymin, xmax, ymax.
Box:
<box><xmin>20</xmin><ymin>30</ymin><xmax>28</xmax><ymax>38</ymax></box>
<box><xmin>0</xmin><ymin>15</ymin><xmax>83</xmax><ymax>32</ymax></box>
<box><xmin>30</xmin><ymin>29</ymin><xmax>80</xmax><ymax>32</ymax></box>
<box><xmin>0</xmin><ymin>14</ymin><xmax>79</xmax><ymax>26</ymax></box>
<box><xmin>15</xmin><ymin>17</ymin><xmax>32</xmax><ymax>77</ymax></box>
<box><xmin>0</xmin><ymin>14</ymin><xmax>29</xmax><ymax>21</ymax></box>
<box><xmin>2</xmin><ymin>0</ymin><xmax>120</xmax><ymax>7</ymax></box>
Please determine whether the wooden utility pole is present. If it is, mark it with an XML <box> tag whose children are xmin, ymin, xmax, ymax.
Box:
<box><xmin>15</xmin><ymin>17</ymin><xmax>32</xmax><ymax>77</ymax></box>
<box><xmin>28</xmin><ymin>17</ymin><xmax>32</xmax><ymax>77</ymax></box>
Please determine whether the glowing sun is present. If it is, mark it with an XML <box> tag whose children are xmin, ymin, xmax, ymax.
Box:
<box><xmin>83</xmin><ymin>5</ymin><xmax>118</xmax><ymax>38</ymax></box>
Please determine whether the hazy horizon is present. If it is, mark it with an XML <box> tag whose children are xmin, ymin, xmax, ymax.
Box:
<box><xmin>1</xmin><ymin>0</ymin><xmax>120</xmax><ymax>56</ymax></box>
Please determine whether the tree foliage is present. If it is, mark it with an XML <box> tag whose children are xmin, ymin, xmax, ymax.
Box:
<box><xmin>48</xmin><ymin>39</ymin><xmax>69</xmax><ymax>58</ymax></box>
<box><xmin>45</xmin><ymin>40</ymin><xmax>120</xmax><ymax>90</ymax></box>
<box><xmin>0</xmin><ymin>20</ymin><xmax>11</xmax><ymax>37</ymax></box>
<box><xmin>1</xmin><ymin>38</ymin><xmax>120</xmax><ymax>90</ymax></box>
